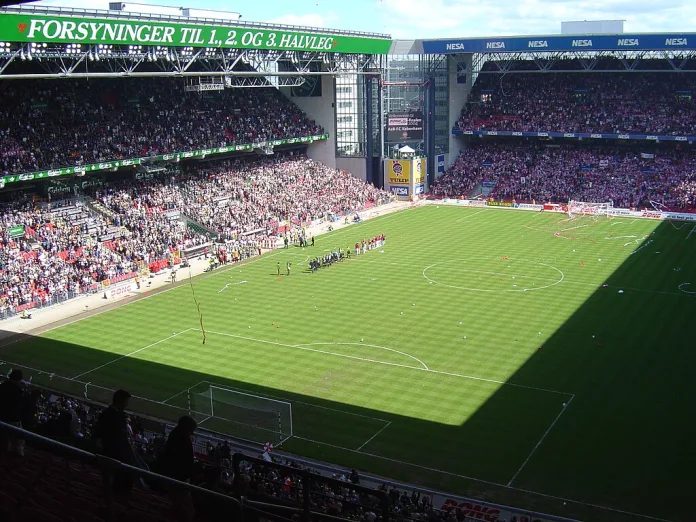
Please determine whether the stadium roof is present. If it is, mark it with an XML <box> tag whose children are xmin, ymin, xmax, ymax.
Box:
<box><xmin>410</xmin><ymin>33</ymin><xmax>696</xmax><ymax>54</ymax></box>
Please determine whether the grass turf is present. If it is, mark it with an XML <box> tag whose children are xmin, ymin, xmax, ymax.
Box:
<box><xmin>1</xmin><ymin>205</ymin><xmax>695</xmax><ymax>522</ymax></box>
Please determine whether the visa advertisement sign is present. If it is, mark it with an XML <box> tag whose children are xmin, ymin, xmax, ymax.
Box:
<box><xmin>423</xmin><ymin>34</ymin><xmax>696</xmax><ymax>54</ymax></box>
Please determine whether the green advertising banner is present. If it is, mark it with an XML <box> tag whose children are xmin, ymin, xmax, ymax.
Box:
<box><xmin>8</xmin><ymin>225</ymin><xmax>25</xmax><ymax>237</ymax></box>
<box><xmin>0</xmin><ymin>134</ymin><xmax>329</xmax><ymax>186</ymax></box>
<box><xmin>0</xmin><ymin>13</ymin><xmax>391</xmax><ymax>54</ymax></box>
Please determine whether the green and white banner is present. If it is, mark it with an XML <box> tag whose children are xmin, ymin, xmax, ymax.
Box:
<box><xmin>1</xmin><ymin>133</ymin><xmax>329</xmax><ymax>186</ymax></box>
<box><xmin>0</xmin><ymin>13</ymin><xmax>391</xmax><ymax>54</ymax></box>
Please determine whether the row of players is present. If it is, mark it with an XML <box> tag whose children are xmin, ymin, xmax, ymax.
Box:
<box><xmin>308</xmin><ymin>234</ymin><xmax>387</xmax><ymax>272</ymax></box>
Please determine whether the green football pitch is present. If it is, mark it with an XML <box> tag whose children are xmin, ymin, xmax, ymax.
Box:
<box><xmin>2</xmin><ymin>205</ymin><xmax>695</xmax><ymax>522</ymax></box>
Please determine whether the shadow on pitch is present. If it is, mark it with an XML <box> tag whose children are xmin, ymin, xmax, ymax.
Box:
<box><xmin>0</xmin><ymin>223</ymin><xmax>694</xmax><ymax>522</ymax></box>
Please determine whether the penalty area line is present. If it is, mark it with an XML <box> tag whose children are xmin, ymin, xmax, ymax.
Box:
<box><xmin>507</xmin><ymin>394</ymin><xmax>575</xmax><ymax>487</ymax></box>
<box><xmin>71</xmin><ymin>329</ymin><xmax>194</xmax><ymax>380</ymax></box>
<box><xmin>356</xmin><ymin>420</ymin><xmax>391</xmax><ymax>451</ymax></box>
<box><xmin>292</xmin><ymin>431</ymin><xmax>669</xmax><ymax>522</ymax></box>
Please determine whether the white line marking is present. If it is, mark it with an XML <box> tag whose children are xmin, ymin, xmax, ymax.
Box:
<box><xmin>291</xmin><ymin>434</ymin><xmax>669</xmax><ymax>522</ymax></box>
<box><xmin>687</xmin><ymin>225</ymin><xmax>696</xmax><ymax>240</ymax></box>
<box><xmin>560</xmin><ymin>224</ymin><xmax>588</xmax><ymax>232</ymax></box>
<box><xmin>422</xmin><ymin>258</ymin><xmax>565</xmax><ymax>293</ymax></box>
<box><xmin>296</xmin><ymin>342</ymin><xmax>429</xmax><ymax>370</ymax></box>
<box><xmin>630</xmin><ymin>239</ymin><xmax>653</xmax><ymax>255</ymax></box>
<box><xmin>507</xmin><ymin>395</ymin><xmax>575</xmax><ymax>486</ymax></box>
<box><xmin>357</xmin><ymin>421</ymin><xmax>391</xmax><ymax>451</ymax></box>
<box><xmin>200</xmin><ymin>330</ymin><xmax>572</xmax><ymax>396</ymax></box>
<box><xmin>71</xmin><ymin>329</ymin><xmax>193</xmax><ymax>380</ymax></box>
<box><xmin>0</xmin><ymin>252</ymin><xmax>282</xmax><ymax>349</ymax></box>
<box><xmin>605</xmin><ymin>235</ymin><xmax>637</xmax><ymax>240</ymax></box>
<box><xmin>678</xmin><ymin>283</ymin><xmax>696</xmax><ymax>295</ymax></box>
<box><xmin>455</xmin><ymin>208</ymin><xmax>487</xmax><ymax>222</ymax></box>
<box><xmin>189</xmin><ymin>380</ymin><xmax>390</xmax><ymax>422</ymax></box>
<box><xmin>217</xmin><ymin>284</ymin><xmax>230</xmax><ymax>293</ymax></box>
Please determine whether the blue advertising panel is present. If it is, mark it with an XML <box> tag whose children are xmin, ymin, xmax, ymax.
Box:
<box><xmin>436</xmin><ymin>154</ymin><xmax>446</xmax><ymax>175</ymax></box>
<box><xmin>423</xmin><ymin>34</ymin><xmax>696</xmax><ymax>54</ymax></box>
<box><xmin>452</xmin><ymin>129</ymin><xmax>696</xmax><ymax>143</ymax></box>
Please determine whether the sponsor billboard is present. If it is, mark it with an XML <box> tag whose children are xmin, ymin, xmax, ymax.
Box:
<box><xmin>414</xmin><ymin>183</ymin><xmax>425</xmax><ymax>195</ymax></box>
<box><xmin>0</xmin><ymin>13</ymin><xmax>392</xmax><ymax>54</ymax></box>
<box><xmin>386</xmin><ymin>159</ymin><xmax>411</xmax><ymax>186</ymax></box>
<box><xmin>387</xmin><ymin>111</ymin><xmax>424</xmax><ymax>141</ymax></box>
<box><xmin>1</xmin><ymin>134</ymin><xmax>329</xmax><ymax>187</ymax></box>
<box><xmin>436</xmin><ymin>154</ymin><xmax>445</xmax><ymax>175</ymax></box>
<box><xmin>389</xmin><ymin>186</ymin><xmax>409</xmax><ymax>197</ymax></box>
<box><xmin>423</xmin><ymin>34</ymin><xmax>696</xmax><ymax>54</ymax></box>
<box><xmin>452</xmin><ymin>129</ymin><xmax>696</xmax><ymax>143</ymax></box>
<box><xmin>414</xmin><ymin>158</ymin><xmax>426</xmax><ymax>184</ymax></box>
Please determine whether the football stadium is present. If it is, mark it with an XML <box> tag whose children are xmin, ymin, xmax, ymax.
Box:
<box><xmin>0</xmin><ymin>3</ymin><xmax>695</xmax><ymax>522</ymax></box>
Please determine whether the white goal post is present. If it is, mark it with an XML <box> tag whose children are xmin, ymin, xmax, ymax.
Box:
<box><xmin>187</xmin><ymin>382</ymin><xmax>293</xmax><ymax>445</ymax></box>
<box><xmin>568</xmin><ymin>200</ymin><xmax>614</xmax><ymax>216</ymax></box>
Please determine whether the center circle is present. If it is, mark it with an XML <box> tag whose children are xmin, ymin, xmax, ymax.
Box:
<box><xmin>422</xmin><ymin>258</ymin><xmax>564</xmax><ymax>293</ymax></box>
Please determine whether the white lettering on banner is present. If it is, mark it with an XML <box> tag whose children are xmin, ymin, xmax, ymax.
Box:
<box><xmin>563</xmin><ymin>133</ymin><xmax>575</xmax><ymax>138</ymax></box>
<box><xmin>487</xmin><ymin>131</ymin><xmax>498</xmax><ymax>136</ymax></box>
<box><xmin>618</xmin><ymin>134</ymin><xmax>630</xmax><ymax>139</ymax></box>
<box><xmin>486</xmin><ymin>41</ymin><xmax>505</xmax><ymax>49</ymax></box>
<box><xmin>517</xmin><ymin>204</ymin><xmax>544</xmax><ymax>211</ymax></box>
<box><xmin>676</xmin><ymin>136</ymin><xmax>688</xmax><ymax>141</ymax></box>
<box><xmin>446</xmin><ymin>43</ymin><xmax>465</xmax><ymax>50</ymax></box>
<box><xmin>528</xmin><ymin>40</ymin><xmax>548</xmax><ymax>48</ymax></box>
<box><xmin>618</xmin><ymin>38</ymin><xmax>639</xmax><ymax>46</ymax></box>
<box><xmin>590</xmin><ymin>134</ymin><xmax>603</xmax><ymax>138</ymax></box>
<box><xmin>469</xmin><ymin>200</ymin><xmax>487</xmax><ymax>207</ymax></box>
<box><xmin>537</xmin><ymin>132</ymin><xmax>549</xmax><ymax>137</ymax></box>
<box><xmin>664</xmin><ymin>212</ymin><xmax>696</xmax><ymax>221</ymax></box>
<box><xmin>572</xmin><ymin>39</ymin><xmax>593</xmax><ymax>47</ymax></box>
<box><xmin>647</xmin><ymin>135</ymin><xmax>658</xmax><ymax>140</ymax></box>
<box><xmin>512</xmin><ymin>131</ymin><xmax>523</xmax><ymax>136</ymax></box>
<box><xmin>666</xmin><ymin>38</ymin><xmax>687</xmax><ymax>46</ymax></box>
<box><xmin>108</xmin><ymin>282</ymin><xmax>135</xmax><ymax>299</ymax></box>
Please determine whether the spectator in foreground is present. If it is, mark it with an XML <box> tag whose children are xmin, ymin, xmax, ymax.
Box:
<box><xmin>0</xmin><ymin>369</ymin><xmax>26</xmax><ymax>457</ymax></box>
<box><xmin>152</xmin><ymin>415</ymin><xmax>198</xmax><ymax>522</ymax></box>
<box><xmin>93</xmin><ymin>389</ymin><xmax>136</xmax><ymax>512</ymax></box>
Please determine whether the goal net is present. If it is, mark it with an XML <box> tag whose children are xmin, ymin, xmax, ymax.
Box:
<box><xmin>187</xmin><ymin>382</ymin><xmax>292</xmax><ymax>445</ymax></box>
<box><xmin>568</xmin><ymin>200</ymin><xmax>613</xmax><ymax>217</ymax></box>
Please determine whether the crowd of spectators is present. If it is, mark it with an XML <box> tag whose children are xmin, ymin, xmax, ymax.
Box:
<box><xmin>1</xmin><ymin>376</ymin><xmax>456</xmax><ymax>522</ymax></box>
<box><xmin>431</xmin><ymin>143</ymin><xmax>696</xmax><ymax>210</ymax></box>
<box><xmin>456</xmin><ymin>67</ymin><xmax>696</xmax><ymax>136</ymax></box>
<box><xmin>0</xmin><ymin>155</ymin><xmax>391</xmax><ymax>316</ymax></box>
<box><xmin>0</xmin><ymin>78</ymin><xmax>323</xmax><ymax>175</ymax></box>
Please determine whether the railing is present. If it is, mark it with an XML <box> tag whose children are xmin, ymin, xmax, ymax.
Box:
<box><xmin>0</xmin><ymin>420</ymin><xmax>244</xmax><ymax>517</ymax></box>
<box><xmin>0</xmin><ymin>286</ymin><xmax>99</xmax><ymax>321</ymax></box>
<box><xmin>0</xmin><ymin>420</ymin><xmax>395</xmax><ymax>522</ymax></box>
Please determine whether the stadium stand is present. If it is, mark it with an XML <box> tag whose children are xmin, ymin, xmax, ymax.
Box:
<box><xmin>455</xmin><ymin>61</ymin><xmax>696</xmax><ymax>135</ymax></box>
<box><xmin>432</xmin><ymin>143</ymin><xmax>696</xmax><ymax>210</ymax></box>
<box><xmin>0</xmin><ymin>155</ymin><xmax>391</xmax><ymax>318</ymax></box>
<box><xmin>0</xmin><ymin>375</ymin><xmax>460</xmax><ymax>522</ymax></box>
<box><xmin>0</xmin><ymin>79</ymin><xmax>323</xmax><ymax>175</ymax></box>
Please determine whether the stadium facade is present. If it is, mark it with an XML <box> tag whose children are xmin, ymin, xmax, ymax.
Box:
<box><xmin>4</xmin><ymin>4</ymin><xmax>696</xmax><ymax>197</ymax></box>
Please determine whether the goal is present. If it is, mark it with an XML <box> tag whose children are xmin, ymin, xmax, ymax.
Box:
<box><xmin>187</xmin><ymin>382</ymin><xmax>292</xmax><ymax>445</ymax></box>
<box><xmin>568</xmin><ymin>200</ymin><xmax>613</xmax><ymax>217</ymax></box>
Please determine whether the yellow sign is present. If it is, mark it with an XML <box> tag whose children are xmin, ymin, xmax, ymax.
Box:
<box><xmin>387</xmin><ymin>159</ymin><xmax>411</xmax><ymax>185</ymax></box>
<box><xmin>414</xmin><ymin>158</ymin><xmax>426</xmax><ymax>184</ymax></box>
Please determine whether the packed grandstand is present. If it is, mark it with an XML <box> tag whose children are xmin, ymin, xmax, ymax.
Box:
<box><xmin>1</xmin><ymin>5</ymin><xmax>696</xmax><ymax>522</ymax></box>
